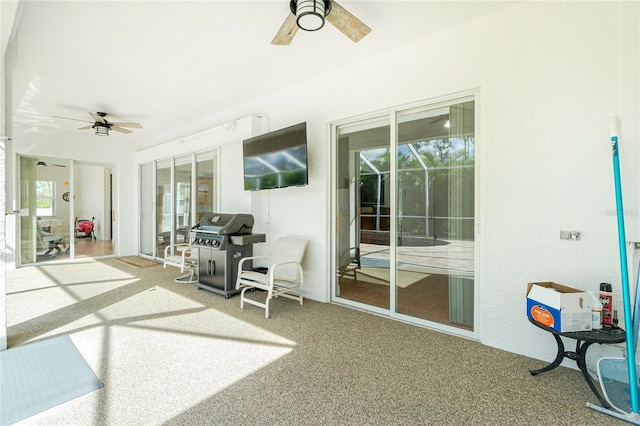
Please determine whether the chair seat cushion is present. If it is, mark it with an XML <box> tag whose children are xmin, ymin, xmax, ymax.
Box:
<box><xmin>166</xmin><ymin>254</ymin><xmax>196</xmax><ymax>266</ymax></box>
<box><xmin>238</xmin><ymin>271</ymin><xmax>268</xmax><ymax>284</ymax></box>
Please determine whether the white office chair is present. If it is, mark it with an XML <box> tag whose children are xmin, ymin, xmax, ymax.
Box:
<box><xmin>236</xmin><ymin>237</ymin><xmax>309</xmax><ymax>318</ymax></box>
<box><xmin>163</xmin><ymin>243</ymin><xmax>199</xmax><ymax>283</ymax></box>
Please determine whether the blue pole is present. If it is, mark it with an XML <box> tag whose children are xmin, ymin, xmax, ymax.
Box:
<box><xmin>611</xmin><ymin>118</ymin><xmax>639</xmax><ymax>413</ymax></box>
<box><xmin>633</xmin><ymin>260</ymin><xmax>640</xmax><ymax>354</ymax></box>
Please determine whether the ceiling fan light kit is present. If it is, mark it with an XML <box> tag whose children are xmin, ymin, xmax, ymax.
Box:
<box><xmin>291</xmin><ymin>0</ymin><xmax>330</xmax><ymax>32</ymax></box>
<box><xmin>273</xmin><ymin>0</ymin><xmax>371</xmax><ymax>45</ymax></box>
<box><xmin>95</xmin><ymin>124</ymin><xmax>109</xmax><ymax>136</ymax></box>
<box><xmin>93</xmin><ymin>111</ymin><xmax>109</xmax><ymax>136</ymax></box>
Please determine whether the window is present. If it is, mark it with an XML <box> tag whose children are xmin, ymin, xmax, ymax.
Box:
<box><xmin>36</xmin><ymin>180</ymin><xmax>56</xmax><ymax>217</ymax></box>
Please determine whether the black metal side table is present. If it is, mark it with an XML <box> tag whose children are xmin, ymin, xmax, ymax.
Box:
<box><xmin>528</xmin><ymin>318</ymin><xmax>626</xmax><ymax>408</ymax></box>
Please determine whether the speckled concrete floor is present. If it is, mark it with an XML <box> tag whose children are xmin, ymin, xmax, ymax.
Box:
<box><xmin>5</xmin><ymin>259</ymin><xmax>626</xmax><ymax>425</ymax></box>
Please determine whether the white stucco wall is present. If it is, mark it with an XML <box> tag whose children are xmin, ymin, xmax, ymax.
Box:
<box><xmin>179</xmin><ymin>1</ymin><xmax>638</xmax><ymax>360</ymax></box>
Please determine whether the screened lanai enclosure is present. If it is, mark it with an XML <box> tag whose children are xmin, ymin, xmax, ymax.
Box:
<box><xmin>333</xmin><ymin>97</ymin><xmax>476</xmax><ymax>333</ymax></box>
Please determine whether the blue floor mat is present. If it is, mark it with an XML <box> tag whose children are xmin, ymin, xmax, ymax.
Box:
<box><xmin>1</xmin><ymin>335</ymin><xmax>103</xmax><ymax>426</ymax></box>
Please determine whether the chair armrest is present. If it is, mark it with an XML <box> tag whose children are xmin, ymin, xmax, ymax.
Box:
<box><xmin>164</xmin><ymin>243</ymin><xmax>190</xmax><ymax>257</ymax></box>
<box><xmin>238</xmin><ymin>255</ymin><xmax>267</xmax><ymax>270</ymax></box>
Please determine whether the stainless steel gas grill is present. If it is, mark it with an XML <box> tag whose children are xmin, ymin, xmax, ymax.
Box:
<box><xmin>191</xmin><ymin>213</ymin><xmax>266</xmax><ymax>298</ymax></box>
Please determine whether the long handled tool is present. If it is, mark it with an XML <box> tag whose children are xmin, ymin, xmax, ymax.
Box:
<box><xmin>587</xmin><ymin>118</ymin><xmax>640</xmax><ymax>423</ymax></box>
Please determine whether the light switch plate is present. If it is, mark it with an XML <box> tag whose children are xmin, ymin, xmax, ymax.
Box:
<box><xmin>560</xmin><ymin>231</ymin><xmax>580</xmax><ymax>240</ymax></box>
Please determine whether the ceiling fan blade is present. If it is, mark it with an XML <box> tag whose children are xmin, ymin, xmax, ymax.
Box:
<box><xmin>110</xmin><ymin>122</ymin><xmax>142</xmax><ymax>128</ymax></box>
<box><xmin>272</xmin><ymin>12</ymin><xmax>299</xmax><ymax>45</ymax></box>
<box><xmin>326</xmin><ymin>1</ymin><xmax>371</xmax><ymax>43</ymax></box>
<box><xmin>54</xmin><ymin>116</ymin><xmax>93</xmax><ymax>124</ymax></box>
<box><xmin>111</xmin><ymin>126</ymin><xmax>132</xmax><ymax>134</ymax></box>
<box><xmin>89</xmin><ymin>112</ymin><xmax>106</xmax><ymax>124</ymax></box>
<box><xmin>77</xmin><ymin>125</ymin><xmax>94</xmax><ymax>130</ymax></box>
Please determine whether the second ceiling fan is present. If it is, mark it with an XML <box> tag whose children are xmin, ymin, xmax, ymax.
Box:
<box><xmin>78</xmin><ymin>112</ymin><xmax>142</xmax><ymax>136</ymax></box>
<box><xmin>273</xmin><ymin>0</ymin><xmax>371</xmax><ymax>45</ymax></box>
<box><xmin>55</xmin><ymin>112</ymin><xmax>142</xmax><ymax>136</ymax></box>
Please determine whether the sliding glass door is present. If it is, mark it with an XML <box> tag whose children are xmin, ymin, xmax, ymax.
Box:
<box><xmin>140</xmin><ymin>162</ymin><xmax>154</xmax><ymax>257</ymax></box>
<box><xmin>156</xmin><ymin>159</ymin><xmax>172</xmax><ymax>256</ymax></box>
<box><xmin>18</xmin><ymin>155</ymin><xmax>114</xmax><ymax>265</ymax></box>
<box><xmin>174</xmin><ymin>155</ymin><xmax>192</xmax><ymax>244</ymax></box>
<box><xmin>333</xmin><ymin>96</ymin><xmax>476</xmax><ymax>334</ymax></box>
<box><xmin>195</xmin><ymin>151</ymin><xmax>217</xmax><ymax>223</ymax></box>
<box><xmin>140</xmin><ymin>151</ymin><xmax>218</xmax><ymax>259</ymax></box>
<box><xmin>395</xmin><ymin>101</ymin><xmax>475</xmax><ymax>329</ymax></box>
<box><xmin>335</xmin><ymin>117</ymin><xmax>391</xmax><ymax>310</ymax></box>
<box><xmin>19</xmin><ymin>156</ymin><xmax>39</xmax><ymax>265</ymax></box>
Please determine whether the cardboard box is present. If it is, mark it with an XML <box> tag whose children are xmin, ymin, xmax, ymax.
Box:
<box><xmin>526</xmin><ymin>282</ymin><xmax>592</xmax><ymax>332</ymax></box>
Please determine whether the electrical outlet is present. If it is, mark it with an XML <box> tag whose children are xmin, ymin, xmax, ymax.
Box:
<box><xmin>560</xmin><ymin>231</ymin><xmax>580</xmax><ymax>240</ymax></box>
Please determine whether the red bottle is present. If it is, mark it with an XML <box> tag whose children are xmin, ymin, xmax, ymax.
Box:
<box><xmin>600</xmin><ymin>283</ymin><xmax>613</xmax><ymax>326</ymax></box>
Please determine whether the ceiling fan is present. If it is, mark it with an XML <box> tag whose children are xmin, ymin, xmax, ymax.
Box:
<box><xmin>55</xmin><ymin>112</ymin><xmax>142</xmax><ymax>136</ymax></box>
<box><xmin>272</xmin><ymin>0</ymin><xmax>371</xmax><ymax>45</ymax></box>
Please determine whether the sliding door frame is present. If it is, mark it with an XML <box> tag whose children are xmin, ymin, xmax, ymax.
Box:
<box><xmin>138</xmin><ymin>150</ymin><xmax>219</xmax><ymax>260</ymax></box>
<box><xmin>330</xmin><ymin>91</ymin><xmax>480</xmax><ymax>340</ymax></box>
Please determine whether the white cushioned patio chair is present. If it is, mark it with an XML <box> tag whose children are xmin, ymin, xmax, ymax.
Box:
<box><xmin>163</xmin><ymin>242</ymin><xmax>198</xmax><ymax>283</ymax></box>
<box><xmin>338</xmin><ymin>246</ymin><xmax>360</xmax><ymax>280</ymax></box>
<box><xmin>235</xmin><ymin>237</ymin><xmax>309</xmax><ymax>318</ymax></box>
<box><xmin>37</xmin><ymin>224</ymin><xmax>67</xmax><ymax>256</ymax></box>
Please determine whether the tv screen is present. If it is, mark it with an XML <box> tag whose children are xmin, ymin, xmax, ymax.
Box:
<box><xmin>242</xmin><ymin>122</ymin><xmax>309</xmax><ymax>191</ymax></box>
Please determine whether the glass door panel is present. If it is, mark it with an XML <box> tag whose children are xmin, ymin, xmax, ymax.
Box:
<box><xmin>156</xmin><ymin>159</ymin><xmax>172</xmax><ymax>257</ymax></box>
<box><xmin>196</xmin><ymin>151</ymin><xmax>217</xmax><ymax>223</ymax></box>
<box><xmin>395</xmin><ymin>100</ymin><xmax>475</xmax><ymax>330</ymax></box>
<box><xmin>20</xmin><ymin>155</ymin><xmax>72</xmax><ymax>264</ymax></box>
<box><xmin>19</xmin><ymin>156</ymin><xmax>37</xmax><ymax>265</ymax></box>
<box><xmin>335</xmin><ymin>117</ymin><xmax>391</xmax><ymax>310</ymax></box>
<box><xmin>174</xmin><ymin>155</ymin><xmax>192</xmax><ymax>244</ymax></box>
<box><xmin>139</xmin><ymin>162</ymin><xmax>154</xmax><ymax>257</ymax></box>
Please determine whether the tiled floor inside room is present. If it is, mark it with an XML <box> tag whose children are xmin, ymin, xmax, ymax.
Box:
<box><xmin>35</xmin><ymin>237</ymin><xmax>114</xmax><ymax>263</ymax></box>
<box><xmin>338</xmin><ymin>241</ymin><xmax>474</xmax><ymax>331</ymax></box>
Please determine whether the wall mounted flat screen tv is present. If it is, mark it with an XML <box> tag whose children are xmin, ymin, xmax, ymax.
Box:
<box><xmin>242</xmin><ymin>122</ymin><xmax>309</xmax><ymax>191</ymax></box>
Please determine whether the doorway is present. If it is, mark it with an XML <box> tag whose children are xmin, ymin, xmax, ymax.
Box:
<box><xmin>332</xmin><ymin>96</ymin><xmax>477</xmax><ymax>335</ymax></box>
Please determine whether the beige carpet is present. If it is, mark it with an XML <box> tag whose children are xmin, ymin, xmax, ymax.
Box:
<box><xmin>358</xmin><ymin>266</ymin><xmax>428</xmax><ymax>288</ymax></box>
<box><xmin>114</xmin><ymin>256</ymin><xmax>160</xmax><ymax>268</ymax></box>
